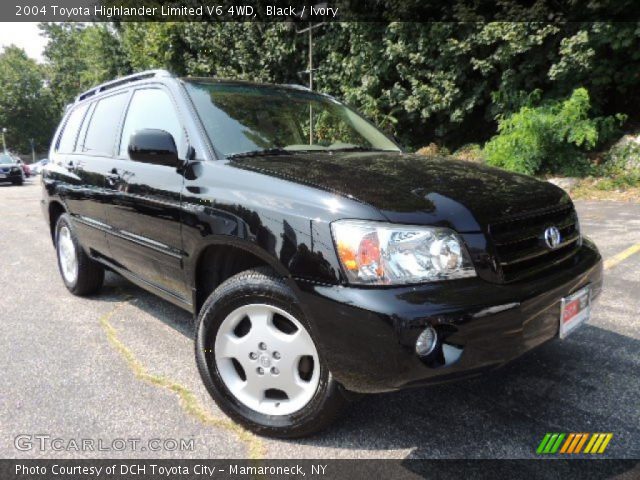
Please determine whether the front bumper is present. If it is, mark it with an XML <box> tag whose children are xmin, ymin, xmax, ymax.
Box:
<box><xmin>0</xmin><ymin>170</ymin><xmax>23</xmax><ymax>182</ymax></box>
<box><xmin>296</xmin><ymin>238</ymin><xmax>603</xmax><ymax>393</ymax></box>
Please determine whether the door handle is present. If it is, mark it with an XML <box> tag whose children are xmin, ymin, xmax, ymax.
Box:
<box><xmin>106</xmin><ymin>168</ymin><xmax>121</xmax><ymax>186</ymax></box>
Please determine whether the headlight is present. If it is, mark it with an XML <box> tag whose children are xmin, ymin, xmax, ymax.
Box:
<box><xmin>331</xmin><ymin>220</ymin><xmax>476</xmax><ymax>285</ymax></box>
<box><xmin>11</xmin><ymin>167</ymin><xmax>20</xmax><ymax>174</ymax></box>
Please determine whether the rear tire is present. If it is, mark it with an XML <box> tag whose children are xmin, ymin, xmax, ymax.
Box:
<box><xmin>195</xmin><ymin>267</ymin><xmax>350</xmax><ymax>438</ymax></box>
<box><xmin>55</xmin><ymin>213</ymin><xmax>104</xmax><ymax>296</ymax></box>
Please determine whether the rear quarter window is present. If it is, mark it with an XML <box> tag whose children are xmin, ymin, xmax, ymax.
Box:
<box><xmin>81</xmin><ymin>92</ymin><xmax>129</xmax><ymax>156</ymax></box>
<box><xmin>56</xmin><ymin>103</ymin><xmax>89</xmax><ymax>154</ymax></box>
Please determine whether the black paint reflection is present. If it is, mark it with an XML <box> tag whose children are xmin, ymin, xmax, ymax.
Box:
<box><xmin>228</xmin><ymin>151</ymin><xmax>569</xmax><ymax>226</ymax></box>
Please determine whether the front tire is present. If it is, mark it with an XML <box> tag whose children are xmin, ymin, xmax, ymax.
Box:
<box><xmin>195</xmin><ymin>268</ymin><xmax>350</xmax><ymax>438</ymax></box>
<box><xmin>55</xmin><ymin>214</ymin><xmax>104</xmax><ymax>296</ymax></box>
<box><xmin>12</xmin><ymin>177</ymin><xmax>23</xmax><ymax>186</ymax></box>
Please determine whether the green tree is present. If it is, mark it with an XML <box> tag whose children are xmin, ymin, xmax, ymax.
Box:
<box><xmin>40</xmin><ymin>23</ymin><xmax>130</xmax><ymax>113</ymax></box>
<box><xmin>120</xmin><ymin>22</ymin><xmax>187</xmax><ymax>73</ymax></box>
<box><xmin>35</xmin><ymin>21</ymin><xmax>640</xmax><ymax>158</ymax></box>
<box><xmin>547</xmin><ymin>23</ymin><xmax>640</xmax><ymax>116</ymax></box>
<box><xmin>119</xmin><ymin>22</ymin><xmax>303</xmax><ymax>83</ymax></box>
<box><xmin>314</xmin><ymin>22</ymin><xmax>565</xmax><ymax>149</ymax></box>
<box><xmin>0</xmin><ymin>46</ymin><xmax>56</xmax><ymax>153</ymax></box>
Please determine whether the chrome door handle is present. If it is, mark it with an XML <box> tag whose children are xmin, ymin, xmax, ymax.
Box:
<box><xmin>106</xmin><ymin>169</ymin><xmax>121</xmax><ymax>186</ymax></box>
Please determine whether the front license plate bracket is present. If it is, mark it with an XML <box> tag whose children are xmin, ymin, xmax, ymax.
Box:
<box><xmin>559</xmin><ymin>285</ymin><xmax>591</xmax><ymax>339</ymax></box>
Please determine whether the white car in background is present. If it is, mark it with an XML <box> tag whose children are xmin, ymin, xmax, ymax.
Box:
<box><xmin>29</xmin><ymin>158</ymin><xmax>49</xmax><ymax>175</ymax></box>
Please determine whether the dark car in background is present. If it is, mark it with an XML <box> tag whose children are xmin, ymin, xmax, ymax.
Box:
<box><xmin>0</xmin><ymin>153</ymin><xmax>25</xmax><ymax>185</ymax></box>
<box><xmin>41</xmin><ymin>70</ymin><xmax>603</xmax><ymax>438</ymax></box>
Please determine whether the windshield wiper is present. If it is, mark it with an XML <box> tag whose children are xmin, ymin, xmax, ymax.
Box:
<box><xmin>227</xmin><ymin>146</ymin><xmax>397</xmax><ymax>158</ymax></box>
<box><xmin>227</xmin><ymin>148</ymin><xmax>292</xmax><ymax>159</ymax></box>
<box><xmin>327</xmin><ymin>146</ymin><xmax>392</xmax><ymax>152</ymax></box>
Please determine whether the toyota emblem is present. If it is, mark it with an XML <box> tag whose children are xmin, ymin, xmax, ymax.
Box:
<box><xmin>544</xmin><ymin>226</ymin><xmax>562</xmax><ymax>249</ymax></box>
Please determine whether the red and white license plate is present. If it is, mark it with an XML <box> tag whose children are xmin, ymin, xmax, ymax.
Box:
<box><xmin>559</xmin><ymin>285</ymin><xmax>591</xmax><ymax>339</ymax></box>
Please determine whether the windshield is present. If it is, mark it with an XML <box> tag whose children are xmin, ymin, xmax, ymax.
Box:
<box><xmin>184</xmin><ymin>81</ymin><xmax>400</xmax><ymax>157</ymax></box>
<box><xmin>0</xmin><ymin>154</ymin><xmax>15</xmax><ymax>164</ymax></box>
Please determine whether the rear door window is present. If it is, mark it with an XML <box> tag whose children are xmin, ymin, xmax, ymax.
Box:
<box><xmin>56</xmin><ymin>103</ymin><xmax>89</xmax><ymax>154</ymax></box>
<box><xmin>119</xmin><ymin>88</ymin><xmax>184</xmax><ymax>158</ymax></box>
<box><xmin>82</xmin><ymin>92</ymin><xmax>129</xmax><ymax>156</ymax></box>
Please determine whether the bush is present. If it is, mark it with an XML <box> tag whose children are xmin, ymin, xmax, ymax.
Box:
<box><xmin>452</xmin><ymin>144</ymin><xmax>485</xmax><ymax>163</ymax></box>
<box><xmin>416</xmin><ymin>142</ymin><xmax>485</xmax><ymax>163</ymax></box>
<box><xmin>483</xmin><ymin>88</ymin><xmax>625</xmax><ymax>176</ymax></box>
<box><xmin>415</xmin><ymin>143</ymin><xmax>450</xmax><ymax>157</ymax></box>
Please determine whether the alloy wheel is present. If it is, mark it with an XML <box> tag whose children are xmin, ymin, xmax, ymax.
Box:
<box><xmin>58</xmin><ymin>225</ymin><xmax>78</xmax><ymax>284</ymax></box>
<box><xmin>214</xmin><ymin>304</ymin><xmax>320</xmax><ymax>416</ymax></box>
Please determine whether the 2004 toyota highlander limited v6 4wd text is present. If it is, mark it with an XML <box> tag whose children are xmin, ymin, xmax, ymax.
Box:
<box><xmin>41</xmin><ymin>70</ymin><xmax>603</xmax><ymax>438</ymax></box>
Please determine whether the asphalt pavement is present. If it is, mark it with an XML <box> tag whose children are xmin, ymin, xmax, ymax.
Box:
<box><xmin>1</xmin><ymin>181</ymin><xmax>638</xmax><ymax>460</ymax></box>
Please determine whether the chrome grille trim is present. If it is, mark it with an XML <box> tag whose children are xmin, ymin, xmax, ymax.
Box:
<box><xmin>488</xmin><ymin>204</ymin><xmax>580</xmax><ymax>282</ymax></box>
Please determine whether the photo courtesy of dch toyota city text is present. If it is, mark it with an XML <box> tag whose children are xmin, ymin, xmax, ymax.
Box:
<box><xmin>0</xmin><ymin>1</ymin><xmax>638</xmax><ymax>479</ymax></box>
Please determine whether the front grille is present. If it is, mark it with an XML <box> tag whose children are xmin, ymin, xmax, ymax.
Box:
<box><xmin>488</xmin><ymin>204</ymin><xmax>580</xmax><ymax>283</ymax></box>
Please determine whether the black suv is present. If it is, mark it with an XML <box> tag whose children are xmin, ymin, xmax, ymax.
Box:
<box><xmin>42</xmin><ymin>70</ymin><xmax>602</xmax><ymax>437</ymax></box>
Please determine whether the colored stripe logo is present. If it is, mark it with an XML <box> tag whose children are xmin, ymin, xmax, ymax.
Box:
<box><xmin>537</xmin><ymin>433</ymin><xmax>612</xmax><ymax>454</ymax></box>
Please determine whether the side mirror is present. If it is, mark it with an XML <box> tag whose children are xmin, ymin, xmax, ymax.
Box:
<box><xmin>128</xmin><ymin>129</ymin><xmax>179</xmax><ymax>167</ymax></box>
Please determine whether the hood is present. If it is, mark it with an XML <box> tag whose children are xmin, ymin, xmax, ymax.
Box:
<box><xmin>227</xmin><ymin>151</ymin><xmax>570</xmax><ymax>231</ymax></box>
<box><xmin>0</xmin><ymin>162</ymin><xmax>21</xmax><ymax>170</ymax></box>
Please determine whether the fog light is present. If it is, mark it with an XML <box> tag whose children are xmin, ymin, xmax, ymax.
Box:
<box><xmin>415</xmin><ymin>326</ymin><xmax>438</xmax><ymax>357</ymax></box>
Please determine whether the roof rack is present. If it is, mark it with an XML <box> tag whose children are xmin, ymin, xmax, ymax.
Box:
<box><xmin>75</xmin><ymin>69</ymin><xmax>173</xmax><ymax>103</ymax></box>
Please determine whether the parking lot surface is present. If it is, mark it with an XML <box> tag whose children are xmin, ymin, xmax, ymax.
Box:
<box><xmin>1</xmin><ymin>181</ymin><xmax>638</xmax><ymax>459</ymax></box>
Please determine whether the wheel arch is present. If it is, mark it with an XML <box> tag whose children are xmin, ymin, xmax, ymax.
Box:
<box><xmin>48</xmin><ymin>200</ymin><xmax>67</xmax><ymax>245</ymax></box>
<box><xmin>191</xmin><ymin>239</ymin><xmax>293</xmax><ymax>314</ymax></box>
